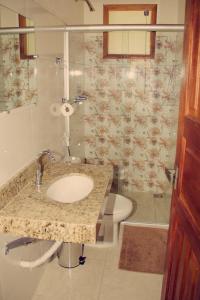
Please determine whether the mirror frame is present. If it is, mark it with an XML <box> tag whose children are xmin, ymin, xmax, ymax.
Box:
<box><xmin>18</xmin><ymin>14</ymin><xmax>35</xmax><ymax>60</ymax></box>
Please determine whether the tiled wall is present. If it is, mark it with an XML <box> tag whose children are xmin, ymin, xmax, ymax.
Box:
<box><xmin>70</xmin><ymin>33</ymin><xmax>183</xmax><ymax>195</ymax></box>
<box><xmin>0</xmin><ymin>3</ymin><xmax>65</xmax><ymax>187</ymax></box>
<box><xmin>0</xmin><ymin>1</ymin><xmax>84</xmax><ymax>299</ymax></box>
<box><xmin>0</xmin><ymin>34</ymin><xmax>37</xmax><ymax>111</ymax></box>
<box><xmin>0</xmin><ymin>32</ymin><xmax>64</xmax><ymax>187</ymax></box>
<box><xmin>0</xmin><ymin>3</ymin><xmax>65</xmax><ymax>299</ymax></box>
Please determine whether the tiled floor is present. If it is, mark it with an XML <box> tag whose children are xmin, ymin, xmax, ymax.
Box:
<box><xmin>32</xmin><ymin>239</ymin><xmax>163</xmax><ymax>300</ymax></box>
<box><xmin>31</xmin><ymin>193</ymin><xmax>167</xmax><ymax>300</ymax></box>
<box><xmin>126</xmin><ymin>192</ymin><xmax>171</xmax><ymax>225</ymax></box>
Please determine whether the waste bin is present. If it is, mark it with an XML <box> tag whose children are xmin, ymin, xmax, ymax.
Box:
<box><xmin>58</xmin><ymin>243</ymin><xmax>85</xmax><ymax>268</ymax></box>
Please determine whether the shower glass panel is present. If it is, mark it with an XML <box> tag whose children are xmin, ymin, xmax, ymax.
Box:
<box><xmin>69</xmin><ymin>31</ymin><xmax>184</xmax><ymax>226</ymax></box>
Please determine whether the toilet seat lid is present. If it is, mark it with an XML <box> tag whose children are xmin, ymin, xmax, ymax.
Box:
<box><xmin>109</xmin><ymin>193</ymin><xmax>133</xmax><ymax>216</ymax></box>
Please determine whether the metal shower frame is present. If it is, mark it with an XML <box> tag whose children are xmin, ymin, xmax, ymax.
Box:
<box><xmin>0</xmin><ymin>24</ymin><xmax>184</xmax><ymax>34</ymax></box>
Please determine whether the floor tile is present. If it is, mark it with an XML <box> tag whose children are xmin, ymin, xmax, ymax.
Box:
<box><xmin>100</xmin><ymin>242</ymin><xmax>162</xmax><ymax>300</ymax></box>
<box><xmin>32</xmin><ymin>255</ymin><xmax>105</xmax><ymax>300</ymax></box>
<box><xmin>32</xmin><ymin>239</ymin><xmax>163</xmax><ymax>300</ymax></box>
<box><xmin>154</xmin><ymin>198</ymin><xmax>171</xmax><ymax>224</ymax></box>
<box><xmin>99</xmin><ymin>268</ymin><xmax>163</xmax><ymax>300</ymax></box>
<box><xmin>84</xmin><ymin>244</ymin><xmax>109</xmax><ymax>262</ymax></box>
<box><xmin>127</xmin><ymin>197</ymin><xmax>156</xmax><ymax>224</ymax></box>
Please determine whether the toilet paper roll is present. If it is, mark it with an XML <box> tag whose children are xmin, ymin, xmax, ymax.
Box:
<box><xmin>49</xmin><ymin>103</ymin><xmax>61</xmax><ymax>116</ymax></box>
<box><xmin>60</xmin><ymin>103</ymin><xmax>74</xmax><ymax>117</ymax></box>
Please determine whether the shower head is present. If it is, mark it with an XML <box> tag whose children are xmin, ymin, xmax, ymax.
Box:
<box><xmin>75</xmin><ymin>0</ymin><xmax>95</xmax><ymax>12</ymax></box>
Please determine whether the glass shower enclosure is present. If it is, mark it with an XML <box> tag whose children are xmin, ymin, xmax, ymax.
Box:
<box><xmin>68</xmin><ymin>30</ymin><xmax>184</xmax><ymax>227</ymax></box>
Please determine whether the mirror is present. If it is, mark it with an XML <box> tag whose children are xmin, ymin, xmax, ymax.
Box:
<box><xmin>0</xmin><ymin>4</ymin><xmax>37</xmax><ymax>112</ymax></box>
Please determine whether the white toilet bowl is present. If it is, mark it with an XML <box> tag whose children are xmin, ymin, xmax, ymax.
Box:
<box><xmin>88</xmin><ymin>193</ymin><xmax>133</xmax><ymax>248</ymax></box>
<box><xmin>110</xmin><ymin>193</ymin><xmax>133</xmax><ymax>244</ymax></box>
<box><xmin>112</xmin><ymin>193</ymin><xmax>133</xmax><ymax>223</ymax></box>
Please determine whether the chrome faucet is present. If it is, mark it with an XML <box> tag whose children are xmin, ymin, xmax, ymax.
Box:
<box><xmin>35</xmin><ymin>149</ymin><xmax>55</xmax><ymax>188</ymax></box>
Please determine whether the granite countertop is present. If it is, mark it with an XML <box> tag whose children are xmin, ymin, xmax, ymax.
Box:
<box><xmin>0</xmin><ymin>163</ymin><xmax>113</xmax><ymax>244</ymax></box>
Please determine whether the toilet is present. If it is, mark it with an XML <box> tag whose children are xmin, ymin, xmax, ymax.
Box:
<box><xmin>88</xmin><ymin>193</ymin><xmax>133</xmax><ymax>247</ymax></box>
<box><xmin>109</xmin><ymin>193</ymin><xmax>133</xmax><ymax>244</ymax></box>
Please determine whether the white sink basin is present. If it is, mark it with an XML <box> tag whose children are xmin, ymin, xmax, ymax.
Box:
<box><xmin>46</xmin><ymin>173</ymin><xmax>94</xmax><ymax>203</ymax></box>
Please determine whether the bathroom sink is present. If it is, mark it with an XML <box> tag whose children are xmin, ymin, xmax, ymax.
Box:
<box><xmin>46</xmin><ymin>173</ymin><xmax>94</xmax><ymax>203</ymax></box>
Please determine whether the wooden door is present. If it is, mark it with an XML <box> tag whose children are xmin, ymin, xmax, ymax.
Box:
<box><xmin>161</xmin><ymin>0</ymin><xmax>200</xmax><ymax>299</ymax></box>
